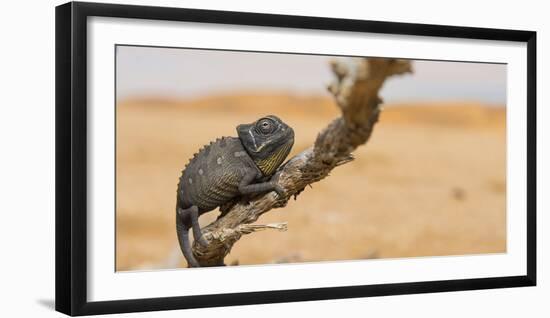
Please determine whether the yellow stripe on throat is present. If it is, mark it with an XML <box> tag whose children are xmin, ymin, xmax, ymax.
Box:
<box><xmin>255</xmin><ymin>143</ymin><xmax>291</xmax><ymax>176</ymax></box>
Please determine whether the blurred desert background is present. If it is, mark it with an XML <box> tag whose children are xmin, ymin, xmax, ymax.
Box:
<box><xmin>115</xmin><ymin>46</ymin><xmax>507</xmax><ymax>271</ymax></box>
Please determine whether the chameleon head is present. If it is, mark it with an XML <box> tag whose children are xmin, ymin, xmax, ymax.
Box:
<box><xmin>236</xmin><ymin>115</ymin><xmax>295</xmax><ymax>176</ymax></box>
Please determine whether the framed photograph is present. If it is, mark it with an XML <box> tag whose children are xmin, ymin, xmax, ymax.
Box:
<box><xmin>55</xmin><ymin>1</ymin><xmax>536</xmax><ymax>316</ymax></box>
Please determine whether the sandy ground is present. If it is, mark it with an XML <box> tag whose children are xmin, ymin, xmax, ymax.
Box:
<box><xmin>115</xmin><ymin>93</ymin><xmax>506</xmax><ymax>271</ymax></box>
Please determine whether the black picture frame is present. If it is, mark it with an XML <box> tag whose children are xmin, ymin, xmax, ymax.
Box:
<box><xmin>55</xmin><ymin>1</ymin><xmax>537</xmax><ymax>316</ymax></box>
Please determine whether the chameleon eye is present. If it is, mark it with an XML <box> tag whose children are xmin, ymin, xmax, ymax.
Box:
<box><xmin>257</xmin><ymin>118</ymin><xmax>275</xmax><ymax>134</ymax></box>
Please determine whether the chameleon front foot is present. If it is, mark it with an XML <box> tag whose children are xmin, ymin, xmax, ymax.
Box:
<box><xmin>272</xmin><ymin>182</ymin><xmax>285</xmax><ymax>198</ymax></box>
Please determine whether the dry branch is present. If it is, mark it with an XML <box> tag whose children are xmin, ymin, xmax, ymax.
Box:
<box><xmin>192</xmin><ymin>58</ymin><xmax>413</xmax><ymax>266</ymax></box>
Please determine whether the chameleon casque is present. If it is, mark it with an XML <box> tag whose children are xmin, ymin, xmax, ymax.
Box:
<box><xmin>176</xmin><ymin>115</ymin><xmax>295</xmax><ymax>267</ymax></box>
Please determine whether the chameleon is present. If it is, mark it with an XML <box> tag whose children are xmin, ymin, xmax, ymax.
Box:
<box><xmin>176</xmin><ymin>115</ymin><xmax>295</xmax><ymax>267</ymax></box>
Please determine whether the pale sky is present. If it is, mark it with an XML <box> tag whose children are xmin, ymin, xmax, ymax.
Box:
<box><xmin>116</xmin><ymin>45</ymin><xmax>506</xmax><ymax>105</ymax></box>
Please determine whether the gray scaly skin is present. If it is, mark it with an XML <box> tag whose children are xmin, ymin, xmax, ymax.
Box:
<box><xmin>176</xmin><ymin>115</ymin><xmax>295</xmax><ymax>267</ymax></box>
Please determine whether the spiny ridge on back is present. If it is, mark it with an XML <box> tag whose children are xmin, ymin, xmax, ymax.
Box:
<box><xmin>184</xmin><ymin>136</ymin><xmax>231</xmax><ymax>169</ymax></box>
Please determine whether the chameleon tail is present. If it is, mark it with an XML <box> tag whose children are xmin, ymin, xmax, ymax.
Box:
<box><xmin>176</xmin><ymin>213</ymin><xmax>200</xmax><ymax>267</ymax></box>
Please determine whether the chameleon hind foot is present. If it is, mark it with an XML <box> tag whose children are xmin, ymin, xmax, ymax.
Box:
<box><xmin>178</xmin><ymin>205</ymin><xmax>208</xmax><ymax>247</ymax></box>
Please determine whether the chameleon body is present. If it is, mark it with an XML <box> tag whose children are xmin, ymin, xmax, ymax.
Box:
<box><xmin>176</xmin><ymin>115</ymin><xmax>295</xmax><ymax>267</ymax></box>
